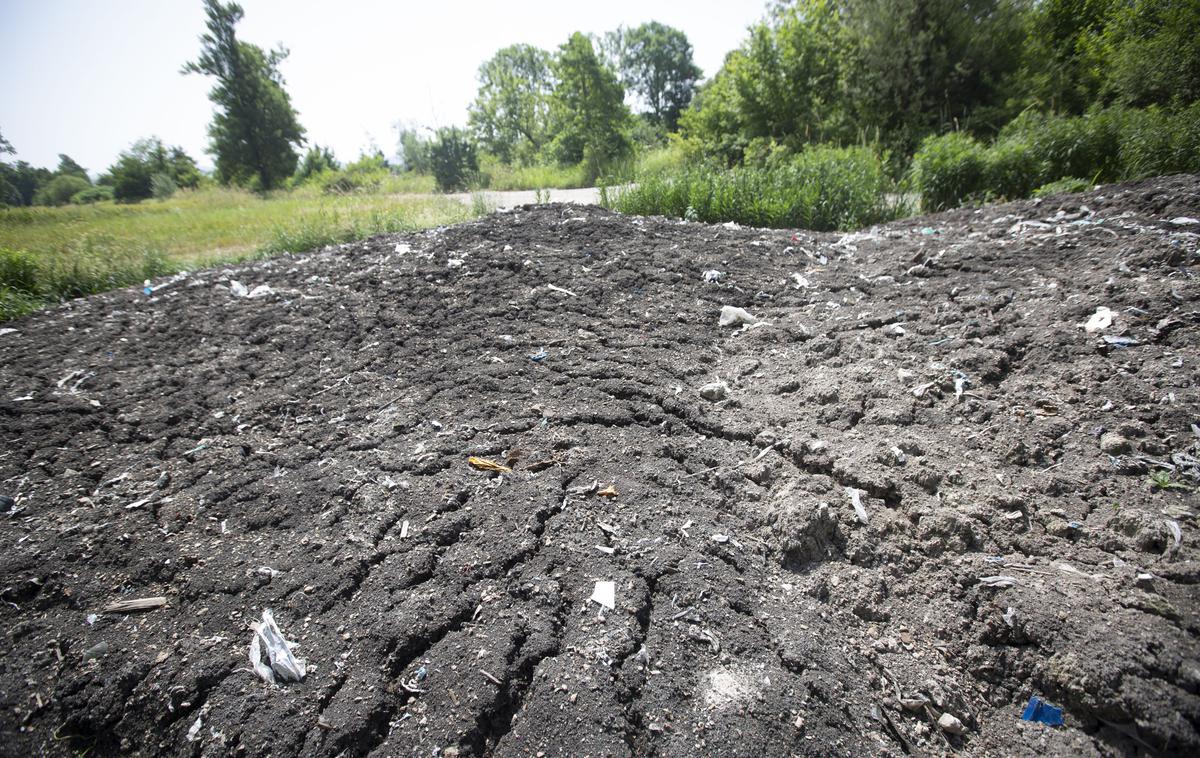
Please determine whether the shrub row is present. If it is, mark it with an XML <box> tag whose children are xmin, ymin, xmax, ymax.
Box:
<box><xmin>613</xmin><ymin>144</ymin><xmax>899</xmax><ymax>231</ymax></box>
<box><xmin>912</xmin><ymin>103</ymin><xmax>1200</xmax><ymax>210</ymax></box>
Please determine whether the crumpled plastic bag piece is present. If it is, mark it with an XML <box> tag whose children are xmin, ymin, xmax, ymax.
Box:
<box><xmin>719</xmin><ymin>305</ymin><xmax>756</xmax><ymax>327</ymax></box>
<box><xmin>1021</xmin><ymin>695</ymin><xmax>1064</xmax><ymax>725</ymax></box>
<box><xmin>249</xmin><ymin>609</ymin><xmax>306</xmax><ymax>684</ymax></box>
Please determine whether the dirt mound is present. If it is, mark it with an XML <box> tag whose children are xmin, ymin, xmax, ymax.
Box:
<box><xmin>2</xmin><ymin>175</ymin><xmax>1199</xmax><ymax>757</ymax></box>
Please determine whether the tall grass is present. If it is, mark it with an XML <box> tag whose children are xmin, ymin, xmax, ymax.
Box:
<box><xmin>614</xmin><ymin>144</ymin><xmax>900</xmax><ymax>230</ymax></box>
<box><xmin>0</xmin><ymin>188</ymin><xmax>478</xmax><ymax>321</ymax></box>
<box><xmin>475</xmin><ymin>157</ymin><xmax>588</xmax><ymax>191</ymax></box>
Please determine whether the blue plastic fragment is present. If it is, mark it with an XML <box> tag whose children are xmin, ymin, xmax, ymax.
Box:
<box><xmin>529</xmin><ymin>348</ymin><xmax>548</xmax><ymax>362</ymax></box>
<box><xmin>1021</xmin><ymin>695</ymin><xmax>1064</xmax><ymax>726</ymax></box>
<box><xmin>920</xmin><ymin>227</ymin><xmax>938</xmax><ymax>235</ymax></box>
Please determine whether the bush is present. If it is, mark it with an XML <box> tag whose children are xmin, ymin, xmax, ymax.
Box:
<box><xmin>150</xmin><ymin>173</ymin><xmax>178</xmax><ymax>199</ymax></box>
<box><xmin>71</xmin><ymin>185</ymin><xmax>115</xmax><ymax>204</ymax></box>
<box><xmin>616</xmin><ymin>144</ymin><xmax>897</xmax><ymax>231</ymax></box>
<box><xmin>983</xmin><ymin>140</ymin><xmax>1040</xmax><ymax>201</ymax></box>
<box><xmin>999</xmin><ymin>109</ymin><xmax>1123</xmax><ymax>184</ymax></box>
<box><xmin>1120</xmin><ymin>102</ymin><xmax>1200</xmax><ymax>179</ymax></box>
<box><xmin>0</xmin><ymin>247</ymin><xmax>40</xmax><ymax>295</ymax></box>
<box><xmin>34</xmin><ymin>175</ymin><xmax>91</xmax><ymax>207</ymax></box>
<box><xmin>1032</xmin><ymin>178</ymin><xmax>1092</xmax><ymax>197</ymax></box>
<box><xmin>430</xmin><ymin>127</ymin><xmax>479</xmax><ymax>192</ymax></box>
<box><xmin>910</xmin><ymin>133</ymin><xmax>987</xmax><ymax>211</ymax></box>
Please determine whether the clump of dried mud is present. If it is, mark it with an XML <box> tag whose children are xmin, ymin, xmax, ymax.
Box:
<box><xmin>1</xmin><ymin>175</ymin><xmax>1198</xmax><ymax>757</ymax></box>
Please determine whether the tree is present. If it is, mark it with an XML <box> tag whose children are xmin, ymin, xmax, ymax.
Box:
<box><xmin>295</xmin><ymin>144</ymin><xmax>339</xmax><ymax>181</ymax></box>
<box><xmin>183</xmin><ymin>0</ymin><xmax>305</xmax><ymax>190</ymax></box>
<box><xmin>105</xmin><ymin>138</ymin><xmax>201</xmax><ymax>202</ymax></box>
<box><xmin>429</xmin><ymin>127</ymin><xmax>478</xmax><ymax>191</ymax></box>
<box><xmin>1093</xmin><ymin>0</ymin><xmax>1200</xmax><ymax>107</ymax></box>
<box><xmin>608</xmin><ymin>22</ymin><xmax>702</xmax><ymax>131</ymax></box>
<box><xmin>34</xmin><ymin>175</ymin><xmax>91</xmax><ymax>206</ymax></box>
<box><xmin>468</xmin><ymin>45</ymin><xmax>554</xmax><ymax>164</ymax></box>
<box><xmin>1018</xmin><ymin>0</ymin><xmax>1114</xmax><ymax>113</ymax></box>
<box><xmin>549</xmin><ymin>33</ymin><xmax>632</xmax><ymax>181</ymax></box>
<box><xmin>56</xmin><ymin>155</ymin><xmax>90</xmax><ymax>182</ymax></box>
<box><xmin>396</xmin><ymin>126</ymin><xmax>433</xmax><ymax>174</ymax></box>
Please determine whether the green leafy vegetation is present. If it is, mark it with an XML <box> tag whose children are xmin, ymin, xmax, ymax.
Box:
<box><xmin>613</xmin><ymin>144</ymin><xmax>899</xmax><ymax>230</ymax></box>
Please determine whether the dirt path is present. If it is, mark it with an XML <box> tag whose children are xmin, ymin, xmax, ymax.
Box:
<box><xmin>1</xmin><ymin>176</ymin><xmax>1198</xmax><ymax>756</ymax></box>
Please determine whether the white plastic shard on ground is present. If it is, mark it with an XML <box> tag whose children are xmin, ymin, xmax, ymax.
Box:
<box><xmin>248</xmin><ymin>609</ymin><xmax>306</xmax><ymax>684</ymax></box>
<box><xmin>719</xmin><ymin>305</ymin><xmax>756</xmax><ymax>327</ymax></box>
<box><xmin>590</xmin><ymin>580</ymin><xmax>616</xmax><ymax>610</ymax></box>
<box><xmin>1082</xmin><ymin>306</ymin><xmax>1114</xmax><ymax>333</ymax></box>
<box><xmin>846</xmin><ymin>487</ymin><xmax>869</xmax><ymax>524</ymax></box>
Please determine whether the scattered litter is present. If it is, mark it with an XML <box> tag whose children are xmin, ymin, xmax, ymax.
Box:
<box><xmin>255</xmin><ymin>566</ymin><xmax>282</xmax><ymax>579</ymax></box>
<box><xmin>1103</xmin><ymin>335</ymin><xmax>1140</xmax><ymax>348</ymax></box>
<box><xmin>394</xmin><ymin>242</ymin><xmax>412</xmax><ymax>255</ymax></box>
<box><xmin>125</xmin><ymin>497</ymin><xmax>152</xmax><ymax>510</ymax></box>
<box><xmin>911</xmin><ymin>381</ymin><xmax>937</xmax><ymax>397</ymax></box>
<box><xmin>790</xmin><ymin>273</ymin><xmax>809</xmax><ymax>288</ymax></box>
<box><xmin>846</xmin><ymin>487</ymin><xmax>869</xmax><ymax>524</ymax></box>
<box><xmin>529</xmin><ymin>348</ymin><xmax>548</xmax><ymax>362</ymax></box>
<box><xmin>1002</xmin><ymin>607</ymin><xmax>1017</xmax><ymax>628</ymax></box>
<box><xmin>467</xmin><ymin>457</ymin><xmax>511</xmax><ymax>473</ymax></box>
<box><xmin>953</xmin><ymin>371</ymin><xmax>970</xmax><ymax>402</ymax></box>
<box><xmin>547</xmin><ymin>284</ymin><xmax>577</xmax><ymax>297</ymax></box>
<box><xmin>101</xmin><ymin>596</ymin><xmax>167</xmax><ymax>614</ymax></box>
<box><xmin>229</xmin><ymin>280</ymin><xmax>249</xmax><ymax>297</ymax></box>
<box><xmin>80</xmin><ymin>642</ymin><xmax>108</xmax><ymax>661</ymax></box>
<box><xmin>1021</xmin><ymin>695</ymin><xmax>1064</xmax><ymax>726</ymax></box>
<box><xmin>703</xmin><ymin>270</ymin><xmax>724</xmax><ymax>283</ymax></box>
<box><xmin>0</xmin><ymin>328</ymin><xmax>17</xmax><ymax>337</ymax></box>
<box><xmin>143</xmin><ymin>279</ymin><xmax>154</xmax><ymax>296</ymax></box>
<box><xmin>480</xmin><ymin>669</ymin><xmax>502</xmax><ymax>685</ymax></box>
<box><xmin>1165</xmin><ymin>519</ymin><xmax>1182</xmax><ymax>548</ymax></box>
<box><xmin>86</xmin><ymin>613</ymin><xmax>98</xmax><ymax>625</ymax></box>
<box><xmin>595</xmin><ymin>545</ymin><xmax>615</xmax><ymax>555</ymax></box>
<box><xmin>937</xmin><ymin>712</ymin><xmax>966</xmax><ymax>734</ymax></box>
<box><xmin>711</xmin><ymin>534</ymin><xmax>730</xmax><ymax>543</ymax></box>
<box><xmin>590</xmin><ymin>580</ymin><xmax>615</xmax><ymax>610</ymax></box>
<box><xmin>400</xmin><ymin>520</ymin><xmax>410</xmax><ymax>539</ymax></box>
<box><xmin>979</xmin><ymin>575</ymin><xmax>1018</xmax><ymax>588</ymax></box>
<box><xmin>722</xmin><ymin>220</ymin><xmax>741</xmax><ymax>230</ymax></box>
<box><xmin>447</xmin><ymin>258</ymin><xmax>465</xmax><ymax>269</ymax></box>
<box><xmin>699</xmin><ymin>381</ymin><xmax>728</xmax><ymax>402</ymax></box>
<box><xmin>186</xmin><ymin>714</ymin><xmax>203</xmax><ymax>742</ymax></box>
<box><xmin>884</xmin><ymin>323</ymin><xmax>906</xmax><ymax>337</ymax></box>
<box><xmin>1169</xmin><ymin>217</ymin><xmax>1199</xmax><ymax>226</ymax></box>
<box><xmin>597</xmin><ymin>484</ymin><xmax>619</xmax><ymax>498</ymax></box>
<box><xmin>248</xmin><ymin>609</ymin><xmax>307</xmax><ymax>684</ymax></box>
<box><xmin>1081</xmin><ymin>306</ymin><xmax>1114</xmax><ymax>333</ymax></box>
<box><xmin>920</xmin><ymin>227</ymin><xmax>938</xmax><ymax>235</ymax></box>
<box><xmin>719</xmin><ymin>305</ymin><xmax>757</xmax><ymax>327</ymax></box>
<box><xmin>247</xmin><ymin>284</ymin><xmax>272</xmax><ymax>298</ymax></box>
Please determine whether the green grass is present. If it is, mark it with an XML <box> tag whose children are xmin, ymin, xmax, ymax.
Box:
<box><xmin>612</xmin><ymin>144</ymin><xmax>902</xmax><ymax>231</ymax></box>
<box><xmin>0</xmin><ymin>187</ymin><xmax>479</xmax><ymax>321</ymax></box>
<box><xmin>476</xmin><ymin>157</ymin><xmax>588</xmax><ymax>191</ymax></box>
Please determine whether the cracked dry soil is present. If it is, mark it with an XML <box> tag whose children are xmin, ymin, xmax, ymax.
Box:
<box><xmin>1</xmin><ymin>175</ymin><xmax>1199</xmax><ymax>757</ymax></box>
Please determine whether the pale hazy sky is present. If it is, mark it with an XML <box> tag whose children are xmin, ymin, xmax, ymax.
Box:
<box><xmin>0</xmin><ymin>0</ymin><xmax>767</xmax><ymax>173</ymax></box>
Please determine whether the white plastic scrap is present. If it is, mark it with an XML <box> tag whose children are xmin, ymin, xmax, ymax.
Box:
<box><xmin>187</xmin><ymin>715</ymin><xmax>203</xmax><ymax>742</ymax></box>
<box><xmin>394</xmin><ymin>242</ymin><xmax>412</xmax><ymax>255</ymax></box>
<box><xmin>247</xmin><ymin>284</ymin><xmax>273</xmax><ymax>298</ymax></box>
<box><xmin>790</xmin><ymin>273</ymin><xmax>810</xmax><ymax>288</ymax></box>
<box><xmin>1081</xmin><ymin>306</ymin><xmax>1114</xmax><ymax>333</ymax></box>
<box><xmin>1165</xmin><ymin>519</ymin><xmax>1183</xmax><ymax>548</ymax></box>
<box><xmin>846</xmin><ymin>487</ymin><xmax>869</xmax><ymax>524</ymax></box>
<box><xmin>0</xmin><ymin>328</ymin><xmax>17</xmax><ymax>337</ymax></box>
<box><xmin>1169</xmin><ymin>217</ymin><xmax>1199</xmax><ymax>226</ymax></box>
<box><xmin>229</xmin><ymin>280</ymin><xmax>249</xmax><ymax>297</ymax></box>
<box><xmin>248</xmin><ymin>609</ymin><xmax>307</xmax><ymax>684</ymax></box>
<box><xmin>703</xmin><ymin>269</ymin><xmax>724</xmax><ymax>283</ymax></box>
<box><xmin>590</xmin><ymin>581</ymin><xmax>616</xmax><ymax>610</ymax></box>
<box><xmin>980</xmin><ymin>575</ymin><xmax>1018</xmax><ymax>588</ymax></box>
<box><xmin>719</xmin><ymin>305</ymin><xmax>757</xmax><ymax>327</ymax></box>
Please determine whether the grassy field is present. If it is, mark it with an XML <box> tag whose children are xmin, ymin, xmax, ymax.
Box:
<box><xmin>0</xmin><ymin>188</ymin><xmax>480</xmax><ymax>321</ymax></box>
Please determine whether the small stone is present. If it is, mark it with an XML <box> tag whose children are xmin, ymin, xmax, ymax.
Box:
<box><xmin>937</xmin><ymin>712</ymin><xmax>966</xmax><ymax>734</ymax></box>
<box><xmin>83</xmin><ymin>641</ymin><xmax>109</xmax><ymax>661</ymax></box>
<box><xmin>1135</xmin><ymin>572</ymin><xmax>1156</xmax><ymax>590</ymax></box>
<box><xmin>0</xmin><ymin>495</ymin><xmax>13</xmax><ymax>510</ymax></box>
<box><xmin>1099</xmin><ymin>432</ymin><xmax>1132</xmax><ymax>455</ymax></box>
<box><xmin>699</xmin><ymin>382</ymin><xmax>728</xmax><ymax>402</ymax></box>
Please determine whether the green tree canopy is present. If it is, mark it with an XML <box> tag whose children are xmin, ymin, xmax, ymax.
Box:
<box><xmin>55</xmin><ymin>154</ymin><xmax>90</xmax><ymax>182</ymax></box>
<box><xmin>295</xmin><ymin>144</ymin><xmax>339</xmax><ymax>180</ymax></box>
<box><xmin>468</xmin><ymin>44</ymin><xmax>554</xmax><ymax>164</ymax></box>
<box><xmin>607</xmin><ymin>22</ymin><xmax>702</xmax><ymax>131</ymax></box>
<box><xmin>183</xmin><ymin>0</ymin><xmax>305</xmax><ymax>190</ymax></box>
<box><xmin>550</xmin><ymin>33</ymin><xmax>632</xmax><ymax>181</ymax></box>
<box><xmin>105</xmin><ymin>138</ymin><xmax>201</xmax><ymax>202</ymax></box>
